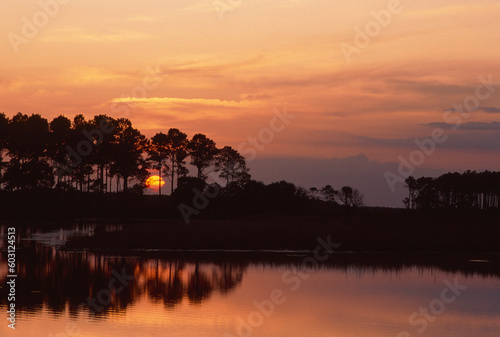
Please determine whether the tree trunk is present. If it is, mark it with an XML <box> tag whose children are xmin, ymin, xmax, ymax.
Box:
<box><xmin>170</xmin><ymin>159</ymin><xmax>175</xmax><ymax>195</ymax></box>
<box><xmin>123</xmin><ymin>175</ymin><xmax>128</xmax><ymax>192</ymax></box>
<box><xmin>197</xmin><ymin>166</ymin><xmax>202</xmax><ymax>180</ymax></box>
<box><xmin>158</xmin><ymin>164</ymin><xmax>162</xmax><ymax>197</ymax></box>
<box><xmin>0</xmin><ymin>151</ymin><xmax>3</xmax><ymax>191</ymax></box>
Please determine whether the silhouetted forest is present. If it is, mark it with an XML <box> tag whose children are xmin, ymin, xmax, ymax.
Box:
<box><xmin>2</xmin><ymin>112</ymin><xmax>500</xmax><ymax>219</ymax></box>
<box><xmin>404</xmin><ymin>171</ymin><xmax>500</xmax><ymax>209</ymax></box>
<box><xmin>0</xmin><ymin>112</ymin><xmax>363</xmax><ymax>219</ymax></box>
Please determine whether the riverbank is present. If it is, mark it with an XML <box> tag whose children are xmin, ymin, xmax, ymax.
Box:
<box><xmin>63</xmin><ymin>209</ymin><xmax>500</xmax><ymax>253</ymax></box>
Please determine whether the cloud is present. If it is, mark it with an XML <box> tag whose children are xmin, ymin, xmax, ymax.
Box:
<box><xmin>61</xmin><ymin>67</ymin><xmax>135</xmax><ymax>85</ymax></box>
<box><xmin>162</xmin><ymin>56</ymin><xmax>265</xmax><ymax>78</ymax></box>
<box><xmin>387</xmin><ymin>79</ymin><xmax>472</xmax><ymax>98</ymax></box>
<box><xmin>479</xmin><ymin>107</ymin><xmax>500</xmax><ymax>114</ymax></box>
<box><xmin>442</xmin><ymin>132</ymin><xmax>500</xmax><ymax>150</ymax></box>
<box><xmin>361</xmin><ymin>131</ymin><xmax>500</xmax><ymax>151</ymax></box>
<box><xmin>40</xmin><ymin>26</ymin><xmax>156</xmax><ymax>43</ymax></box>
<box><xmin>110</xmin><ymin>96</ymin><xmax>265</xmax><ymax>108</ymax></box>
<box><xmin>425</xmin><ymin>121</ymin><xmax>500</xmax><ymax>130</ymax></box>
<box><xmin>127</xmin><ymin>15</ymin><xmax>157</xmax><ymax>22</ymax></box>
<box><xmin>181</xmin><ymin>0</ymin><xmax>305</xmax><ymax>14</ymax></box>
<box><xmin>443</xmin><ymin>106</ymin><xmax>500</xmax><ymax>114</ymax></box>
<box><xmin>358</xmin><ymin>136</ymin><xmax>414</xmax><ymax>148</ymax></box>
<box><xmin>240</xmin><ymin>94</ymin><xmax>273</xmax><ymax>101</ymax></box>
<box><xmin>408</xmin><ymin>4</ymin><xmax>482</xmax><ymax>18</ymax></box>
<box><xmin>181</xmin><ymin>2</ymin><xmax>221</xmax><ymax>13</ymax></box>
<box><xmin>321</xmin><ymin>111</ymin><xmax>347</xmax><ymax>117</ymax></box>
<box><xmin>108</xmin><ymin>96</ymin><xmax>271</xmax><ymax>121</ymax></box>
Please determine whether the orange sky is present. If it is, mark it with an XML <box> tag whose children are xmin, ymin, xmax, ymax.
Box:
<box><xmin>2</xmin><ymin>0</ymin><xmax>500</xmax><ymax>204</ymax></box>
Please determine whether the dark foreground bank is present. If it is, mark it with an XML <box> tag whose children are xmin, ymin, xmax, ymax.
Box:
<box><xmin>62</xmin><ymin>209</ymin><xmax>500</xmax><ymax>253</ymax></box>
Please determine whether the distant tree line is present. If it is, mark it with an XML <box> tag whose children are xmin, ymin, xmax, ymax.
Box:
<box><xmin>0</xmin><ymin>112</ymin><xmax>363</xmax><ymax>219</ymax></box>
<box><xmin>309</xmin><ymin>185</ymin><xmax>364</xmax><ymax>207</ymax></box>
<box><xmin>404</xmin><ymin>171</ymin><xmax>500</xmax><ymax>209</ymax></box>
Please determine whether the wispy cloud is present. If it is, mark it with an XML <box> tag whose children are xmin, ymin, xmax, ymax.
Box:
<box><xmin>163</xmin><ymin>56</ymin><xmax>265</xmax><ymax>77</ymax></box>
<box><xmin>110</xmin><ymin>97</ymin><xmax>266</xmax><ymax>108</ymax></box>
<box><xmin>40</xmin><ymin>26</ymin><xmax>156</xmax><ymax>43</ymax></box>
<box><xmin>408</xmin><ymin>4</ymin><xmax>483</xmax><ymax>18</ymax></box>
<box><xmin>425</xmin><ymin>121</ymin><xmax>500</xmax><ymax>130</ymax></box>
<box><xmin>62</xmin><ymin>67</ymin><xmax>135</xmax><ymax>84</ymax></box>
<box><xmin>108</xmin><ymin>96</ymin><xmax>270</xmax><ymax>121</ymax></box>
<box><xmin>360</xmin><ymin>131</ymin><xmax>500</xmax><ymax>150</ymax></box>
<box><xmin>127</xmin><ymin>15</ymin><xmax>158</xmax><ymax>22</ymax></box>
<box><xmin>444</xmin><ymin>106</ymin><xmax>500</xmax><ymax>114</ymax></box>
<box><xmin>479</xmin><ymin>107</ymin><xmax>500</xmax><ymax>114</ymax></box>
<box><xmin>181</xmin><ymin>2</ymin><xmax>214</xmax><ymax>12</ymax></box>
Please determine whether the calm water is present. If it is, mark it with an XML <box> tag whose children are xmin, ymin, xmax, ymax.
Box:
<box><xmin>1</xmin><ymin>223</ymin><xmax>499</xmax><ymax>337</ymax></box>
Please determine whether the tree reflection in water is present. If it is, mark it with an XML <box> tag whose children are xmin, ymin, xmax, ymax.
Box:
<box><xmin>0</xmin><ymin>243</ymin><xmax>247</xmax><ymax>319</ymax></box>
<box><xmin>1</xmin><ymin>228</ymin><xmax>499</xmax><ymax>320</ymax></box>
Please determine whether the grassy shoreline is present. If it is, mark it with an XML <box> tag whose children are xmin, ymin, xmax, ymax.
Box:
<box><xmin>63</xmin><ymin>209</ymin><xmax>500</xmax><ymax>253</ymax></box>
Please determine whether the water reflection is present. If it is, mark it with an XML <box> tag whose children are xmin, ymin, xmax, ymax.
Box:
<box><xmin>0</xmin><ymin>223</ymin><xmax>500</xmax><ymax>337</ymax></box>
<box><xmin>0</xmin><ymin>245</ymin><xmax>248</xmax><ymax>319</ymax></box>
<box><xmin>1</xmin><ymin>229</ymin><xmax>499</xmax><ymax>320</ymax></box>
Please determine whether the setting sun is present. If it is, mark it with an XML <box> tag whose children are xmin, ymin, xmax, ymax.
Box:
<box><xmin>146</xmin><ymin>175</ymin><xmax>165</xmax><ymax>189</ymax></box>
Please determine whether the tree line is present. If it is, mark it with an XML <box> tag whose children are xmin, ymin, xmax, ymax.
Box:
<box><xmin>0</xmin><ymin>112</ymin><xmax>251</xmax><ymax>194</ymax></box>
<box><xmin>404</xmin><ymin>171</ymin><xmax>500</xmax><ymax>209</ymax></box>
<box><xmin>0</xmin><ymin>113</ymin><xmax>363</xmax><ymax>217</ymax></box>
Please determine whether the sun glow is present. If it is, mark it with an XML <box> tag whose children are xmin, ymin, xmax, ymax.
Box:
<box><xmin>146</xmin><ymin>175</ymin><xmax>165</xmax><ymax>189</ymax></box>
